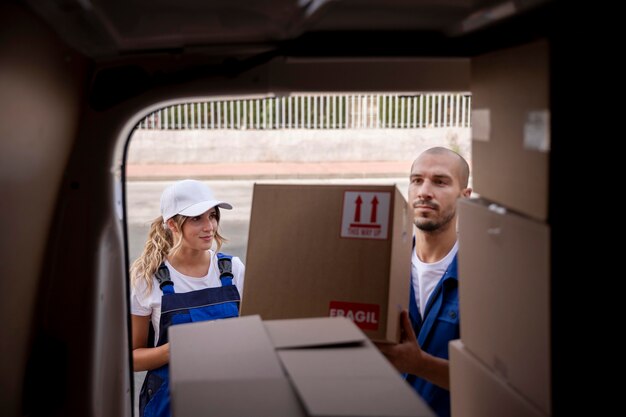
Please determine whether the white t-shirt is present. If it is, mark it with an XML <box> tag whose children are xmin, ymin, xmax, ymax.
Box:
<box><xmin>130</xmin><ymin>250</ymin><xmax>245</xmax><ymax>345</ymax></box>
<box><xmin>411</xmin><ymin>241</ymin><xmax>458</xmax><ymax>318</ymax></box>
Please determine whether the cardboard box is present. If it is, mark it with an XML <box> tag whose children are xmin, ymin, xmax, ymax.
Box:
<box><xmin>241</xmin><ymin>183</ymin><xmax>413</xmax><ymax>343</ymax></box>
<box><xmin>169</xmin><ymin>315</ymin><xmax>435</xmax><ymax>417</ymax></box>
<box><xmin>457</xmin><ymin>198</ymin><xmax>550</xmax><ymax>415</ymax></box>
<box><xmin>471</xmin><ymin>39</ymin><xmax>550</xmax><ymax>220</ymax></box>
<box><xmin>169</xmin><ymin>315</ymin><xmax>304</xmax><ymax>417</ymax></box>
<box><xmin>450</xmin><ymin>340</ymin><xmax>549</xmax><ymax>417</ymax></box>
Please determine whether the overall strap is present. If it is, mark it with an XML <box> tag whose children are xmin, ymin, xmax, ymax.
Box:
<box><xmin>216</xmin><ymin>252</ymin><xmax>234</xmax><ymax>286</ymax></box>
<box><xmin>409</xmin><ymin>235</ymin><xmax>423</xmax><ymax>329</ymax></box>
<box><xmin>155</xmin><ymin>262</ymin><xmax>175</xmax><ymax>295</ymax></box>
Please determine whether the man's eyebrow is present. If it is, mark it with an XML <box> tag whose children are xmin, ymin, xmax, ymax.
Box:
<box><xmin>410</xmin><ymin>173</ymin><xmax>452</xmax><ymax>180</ymax></box>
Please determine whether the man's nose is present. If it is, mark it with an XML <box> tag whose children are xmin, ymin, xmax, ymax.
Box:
<box><xmin>417</xmin><ymin>181</ymin><xmax>434</xmax><ymax>199</ymax></box>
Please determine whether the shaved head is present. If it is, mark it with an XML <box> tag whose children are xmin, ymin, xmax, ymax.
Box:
<box><xmin>413</xmin><ymin>147</ymin><xmax>470</xmax><ymax>189</ymax></box>
<box><xmin>409</xmin><ymin>147</ymin><xmax>471</xmax><ymax>234</ymax></box>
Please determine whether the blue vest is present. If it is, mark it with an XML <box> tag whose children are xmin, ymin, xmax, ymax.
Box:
<box><xmin>406</xmin><ymin>254</ymin><xmax>460</xmax><ymax>417</ymax></box>
<box><xmin>139</xmin><ymin>253</ymin><xmax>241</xmax><ymax>417</ymax></box>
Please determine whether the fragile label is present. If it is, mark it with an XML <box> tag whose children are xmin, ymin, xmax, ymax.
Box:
<box><xmin>340</xmin><ymin>191</ymin><xmax>390</xmax><ymax>240</ymax></box>
<box><xmin>329</xmin><ymin>301</ymin><xmax>380</xmax><ymax>331</ymax></box>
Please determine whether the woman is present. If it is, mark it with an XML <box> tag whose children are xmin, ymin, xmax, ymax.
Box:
<box><xmin>130</xmin><ymin>179</ymin><xmax>245</xmax><ymax>417</ymax></box>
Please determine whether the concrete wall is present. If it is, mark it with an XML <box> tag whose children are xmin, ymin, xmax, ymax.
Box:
<box><xmin>128</xmin><ymin>127</ymin><xmax>471</xmax><ymax>164</ymax></box>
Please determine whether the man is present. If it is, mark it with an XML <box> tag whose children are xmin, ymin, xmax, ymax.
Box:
<box><xmin>378</xmin><ymin>147</ymin><xmax>471</xmax><ymax>417</ymax></box>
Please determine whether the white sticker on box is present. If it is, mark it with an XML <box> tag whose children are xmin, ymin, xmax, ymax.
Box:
<box><xmin>341</xmin><ymin>191</ymin><xmax>390</xmax><ymax>240</ymax></box>
<box><xmin>471</xmin><ymin>109</ymin><xmax>491</xmax><ymax>142</ymax></box>
<box><xmin>524</xmin><ymin>110</ymin><xmax>550</xmax><ymax>152</ymax></box>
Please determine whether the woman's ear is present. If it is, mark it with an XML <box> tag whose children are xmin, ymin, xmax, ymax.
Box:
<box><xmin>166</xmin><ymin>218</ymin><xmax>178</xmax><ymax>233</ymax></box>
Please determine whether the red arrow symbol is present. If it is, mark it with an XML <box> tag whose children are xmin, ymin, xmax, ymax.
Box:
<box><xmin>354</xmin><ymin>195</ymin><xmax>362</xmax><ymax>222</ymax></box>
<box><xmin>370</xmin><ymin>196</ymin><xmax>379</xmax><ymax>223</ymax></box>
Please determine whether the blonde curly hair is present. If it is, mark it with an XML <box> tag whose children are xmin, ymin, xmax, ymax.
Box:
<box><xmin>130</xmin><ymin>209</ymin><xmax>226</xmax><ymax>294</ymax></box>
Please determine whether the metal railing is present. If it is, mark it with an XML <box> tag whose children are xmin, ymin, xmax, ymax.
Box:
<box><xmin>138</xmin><ymin>93</ymin><xmax>471</xmax><ymax>130</ymax></box>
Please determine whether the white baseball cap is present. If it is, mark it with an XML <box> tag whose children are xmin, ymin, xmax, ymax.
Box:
<box><xmin>160</xmin><ymin>179</ymin><xmax>232</xmax><ymax>222</ymax></box>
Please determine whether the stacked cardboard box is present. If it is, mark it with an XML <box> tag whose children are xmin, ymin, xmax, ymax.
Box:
<box><xmin>452</xmin><ymin>39</ymin><xmax>551</xmax><ymax>417</ymax></box>
<box><xmin>169</xmin><ymin>316</ymin><xmax>435</xmax><ymax>417</ymax></box>
<box><xmin>456</xmin><ymin>199</ymin><xmax>550</xmax><ymax>416</ymax></box>
<box><xmin>450</xmin><ymin>341</ymin><xmax>547</xmax><ymax>417</ymax></box>
<box><xmin>471</xmin><ymin>40</ymin><xmax>550</xmax><ymax>222</ymax></box>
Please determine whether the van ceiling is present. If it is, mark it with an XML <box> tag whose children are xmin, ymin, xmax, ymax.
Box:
<box><xmin>24</xmin><ymin>0</ymin><xmax>552</xmax><ymax>59</ymax></box>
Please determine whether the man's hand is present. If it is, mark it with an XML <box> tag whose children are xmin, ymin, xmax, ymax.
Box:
<box><xmin>375</xmin><ymin>309</ymin><xmax>450</xmax><ymax>389</ymax></box>
<box><xmin>375</xmin><ymin>310</ymin><xmax>424</xmax><ymax>375</ymax></box>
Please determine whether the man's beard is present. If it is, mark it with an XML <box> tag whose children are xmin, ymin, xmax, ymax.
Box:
<box><xmin>415</xmin><ymin>209</ymin><xmax>455</xmax><ymax>233</ymax></box>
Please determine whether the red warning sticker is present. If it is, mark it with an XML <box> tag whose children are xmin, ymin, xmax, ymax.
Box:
<box><xmin>329</xmin><ymin>301</ymin><xmax>380</xmax><ymax>331</ymax></box>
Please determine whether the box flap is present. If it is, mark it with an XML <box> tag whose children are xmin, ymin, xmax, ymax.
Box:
<box><xmin>278</xmin><ymin>344</ymin><xmax>395</xmax><ymax>378</ymax></box>
<box><xmin>265</xmin><ymin>317</ymin><xmax>366</xmax><ymax>349</ymax></box>
<box><xmin>172</xmin><ymin>379</ymin><xmax>307</xmax><ymax>417</ymax></box>
<box><xmin>278</xmin><ymin>342</ymin><xmax>435</xmax><ymax>416</ymax></box>
<box><xmin>287</xmin><ymin>377</ymin><xmax>432</xmax><ymax>417</ymax></box>
<box><xmin>169</xmin><ymin>315</ymin><xmax>284</xmax><ymax>382</ymax></box>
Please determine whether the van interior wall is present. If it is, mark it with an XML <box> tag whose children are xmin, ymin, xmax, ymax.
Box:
<box><xmin>0</xmin><ymin>3</ymin><xmax>89</xmax><ymax>416</ymax></box>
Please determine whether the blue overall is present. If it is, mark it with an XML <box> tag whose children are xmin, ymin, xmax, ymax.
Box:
<box><xmin>406</xmin><ymin>254</ymin><xmax>459</xmax><ymax>417</ymax></box>
<box><xmin>138</xmin><ymin>253</ymin><xmax>241</xmax><ymax>417</ymax></box>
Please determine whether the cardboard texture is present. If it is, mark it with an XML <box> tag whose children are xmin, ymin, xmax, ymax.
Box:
<box><xmin>450</xmin><ymin>340</ymin><xmax>548</xmax><ymax>417</ymax></box>
<box><xmin>169</xmin><ymin>316</ymin><xmax>434</xmax><ymax>417</ymax></box>
<box><xmin>264</xmin><ymin>316</ymin><xmax>366</xmax><ymax>348</ymax></box>
<box><xmin>457</xmin><ymin>199</ymin><xmax>551</xmax><ymax>415</ymax></box>
<box><xmin>241</xmin><ymin>183</ymin><xmax>413</xmax><ymax>342</ymax></box>
<box><xmin>278</xmin><ymin>345</ymin><xmax>428</xmax><ymax>416</ymax></box>
<box><xmin>169</xmin><ymin>316</ymin><xmax>302</xmax><ymax>417</ymax></box>
<box><xmin>471</xmin><ymin>40</ymin><xmax>550</xmax><ymax>220</ymax></box>
<box><xmin>173</xmin><ymin>379</ymin><xmax>305</xmax><ymax>417</ymax></box>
